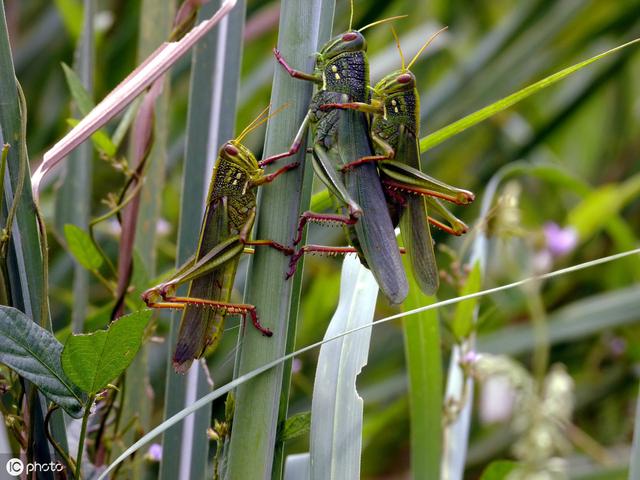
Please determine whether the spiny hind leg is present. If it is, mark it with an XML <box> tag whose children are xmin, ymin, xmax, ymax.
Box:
<box><xmin>158</xmin><ymin>295</ymin><xmax>273</xmax><ymax>337</ymax></box>
<box><xmin>286</xmin><ymin>245</ymin><xmax>358</xmax><ymax>278</ymax></box>
<box><xmin>286</xmin><ymin>244</ymin><xmax>407</xmax><ymax>279</ymax></box>
<box><xmin>293</xmin><ymin>209</ymin><xmax>360</xmax><ymax>246</ymax></box>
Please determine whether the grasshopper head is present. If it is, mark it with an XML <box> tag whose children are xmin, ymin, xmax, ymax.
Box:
<box><xmin>319</xmin><ymin>31</ymin><xmax>367</xmax><ymax>62</ymax></box>
<box><xmin>375</xmin><ymin>69</ymin><xmax>416</xmax><ymax>96</ymax></box>
<box><xmin>221</xmin><ymin>140</ymin><xmax>258</xmax><ymax>171</ymax></box>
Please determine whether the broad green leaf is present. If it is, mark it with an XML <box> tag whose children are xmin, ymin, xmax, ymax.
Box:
<box><xmin>66</xmin><ymin>118</ymin><xmax>117</xmax><ymax>157</ymax></box>
<box><xmin>64</xmin><ymin>223</ymin><xmax>103</xmax><ymax>271</ymax></box>
<box><xmin>278</xmin><ymin>412</ymin><xmax>311</xmax><ymax>443</ymax></box>
<box><xmin>420</xmin><ymin>38</ymin><xmax>640</xmax><ymax>153</ymax></box>
<box><xmin>61</xmin><ymin>310</ymin><xmax>152</xmax><ymax>394</ymax></box>
<box><xmin>55</xmin><ymin>303</ymin><xmax>112</xmax><ymax>343</ymax></box>
<box><xmin>479</xmin><ymin>460</ymin><xmax>518</xmax><ymax>479</ymax></box>
<box><xmin>451</xmin><ymin>261</ymin><xmax>483</xmax><ymax>341</ymax></box>
<box><xmin>0</xmin><ymin>306</ymin><xmax>86</xmax><ymax>418</ymax></box>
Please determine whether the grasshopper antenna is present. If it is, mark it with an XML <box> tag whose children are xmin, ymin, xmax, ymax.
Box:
<box><xmin>349</xmin><ymin>0</ymin><xmax>354</xmax><ymax>31</ymax></box>
<box><xmin>236</xmin><ymin>103</ymin><xmax>289</xmax><ymax>143</ymax></box>
<box><xmin>406</xmin><ymin>26</ymin><xmax>448</xmax><ymax>71</ymax></box>
<box><xmin>390</xmin><ymin>27</ymin><xmax>406</xmax><ymax>71</ymax></box>
<box><xmin>358</xmin><ymin>15</ymin><xmax>408</xmax><ymax>33</ymax></box>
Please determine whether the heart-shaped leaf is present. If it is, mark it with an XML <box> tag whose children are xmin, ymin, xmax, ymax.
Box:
<box><xmin>61</xmin><ymin>310</ymin><xmax>152</xmax><ymax>394</ymax></box>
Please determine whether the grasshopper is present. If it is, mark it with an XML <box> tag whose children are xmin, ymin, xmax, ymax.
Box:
<box><xmin>319</xmin><ymin>27</ymin><xmax>475</xmax><ymax>294</ymax></box>
<box><xmin>142</xmin><ymin>107</ymin><xmax>300</xmax><ymax>373</ymax></box>
<box><xmin>273</xmin><ymin>14</ymin><xmax>413</xmax><ymax>304</ymax></box>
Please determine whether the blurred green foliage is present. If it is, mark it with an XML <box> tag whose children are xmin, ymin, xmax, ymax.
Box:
<box><xmin>7</xmin><ymin>0</ymin><xmax>640</xmax><ymax>477</ymax></box>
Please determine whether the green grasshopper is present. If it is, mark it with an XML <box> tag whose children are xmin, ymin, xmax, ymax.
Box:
<box><xmin>318</xmin><ymin>27</ymin><xmax>474</xmax><ymax>294</ymax></box>
<box><xmin>142</xmin><ymin>107</ymin><xmax>300</xmax><ymax>373</ymax></box>
<box><xmin>274</xmin><ymin>14</ymin><xmax>414</xmax><ymax>304</ymax></box>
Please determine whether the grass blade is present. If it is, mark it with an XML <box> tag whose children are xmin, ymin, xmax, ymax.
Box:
<box><xmin>310</xmin><ymin>256</ymin><xmax>377</xmax><ymax>479</ymax></box>
<box><xmin>403</xmin><ymin>290</ymin><xmax>442</xmax><ymax>480</ymax></box>
<box><xmin>630</xmin><ymin>384</ymin><xmax>640</xmax><ymax>480</ymax></box>
<box><xmin>224</xmin><ymin>0</ymin><xmax>335</xmax><ymax>477</ymax></box>
<box><xmin>420</xmin><ymin>38</ymin><xmax>640</xmax><ymax>153</ymax></box>
<box><xmin>0</xmin><ymin>1</ymin><xmax>64</xmax><ymax>466</ymax></box>
<box><xmin>114</xmin><ymin>3</ymin><xmax>172</xmax><ymax>478</ymax></box>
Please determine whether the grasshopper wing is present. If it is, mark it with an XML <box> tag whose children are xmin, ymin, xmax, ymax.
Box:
<box><xmin>342</xmin><ymin>109</ymin><xmax>408</xmax><ymax>304</ymax></box>
<box><xmin>395</xmin><ymin>127</ymin><xmax>439</xmax><ymax>295</ymax></box>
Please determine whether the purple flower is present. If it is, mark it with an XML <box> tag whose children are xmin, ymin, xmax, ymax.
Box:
<box><xmin>461</xmin><ymin>350</ymin><xmax>480</xmax><ymax>365</ymax></box>
<box><xmin>543</xmin><ymin>222</ymin><xmax>578</xmax><ymax>257</ymax></box>
<box><xmin>609</xmin><ymin>337</ymin><xmax>627</xmax><ymax>356</ymax></box>
<box><xmin>146</xmin><ymin>443</ymin><xmax>162</xmax><ymax>462</ymax></box>
<box><xmin>292</xmin><ymin>358</ymin><xmax>303</xmax><ymax>373</ymax></box>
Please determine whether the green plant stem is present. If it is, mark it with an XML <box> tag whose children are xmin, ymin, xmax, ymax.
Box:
<box><xmin>45</xmin><ymin>405</ymin><xmax>76</xmax><ymax>472</ymax></box>
<box><xmin>630</xmin><ymin>383</ymin><xmax>640</xmax><ymax>480</ymax></box>
<box><xmin>85</xmin><ymin>179</ymin><xmax>146</xmax><ymax>282</ymax></box>
<box><xmin>76</xmin><ymin>394</ymin><xmax>95</xmax><ymax>480</ymax></box>
<box><xmin>526</xmin><ymin>281</ymin><xmax>549</xmax><ymax>387</ymax></box>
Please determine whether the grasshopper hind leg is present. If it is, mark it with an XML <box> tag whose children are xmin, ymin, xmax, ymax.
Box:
<box><xmin>160</xmin><ymin>295</ymin><xmax>273</xmax><ymax>337</ymax></box>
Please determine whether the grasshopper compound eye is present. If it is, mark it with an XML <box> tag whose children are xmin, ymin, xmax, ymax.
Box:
<box><xmin>224</xmin><ymin>144</ymin><xmax>239</xmax><ymax>156</ymax></box>
<box><xmin>342</xmin><ymin>32</ymin><xmax>358</xmax><ymax>42</ymax></box>
<box><xmin>397</xmin><ymin>73</ymin><xmax>412</xmax><ymax>84</ymax></box>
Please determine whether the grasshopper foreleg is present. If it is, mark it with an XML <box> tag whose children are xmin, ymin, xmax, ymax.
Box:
<box><xmin>273</xmin><ymin>48</ymin><xmax>322</xmax><ymax>84</ymax></box>
<box><xmin>258</xmin><ymin>113</ymin><xmax>311</xmax><ymax>168</ymax></box>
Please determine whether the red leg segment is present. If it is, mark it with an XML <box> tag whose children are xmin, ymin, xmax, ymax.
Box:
<box><xmin>293</xmin><ymin>210</ymin><xmax>359</xmax><ymax>245</ymax></box>
<box><xmin>161</xmin><ymin>295</ymin><xmax>273</xmax><ymax>337</ymax></box>
<box><xmin>286</xmin><ymin>245</ymin><xmax>358</xmax><ymax>278</ymax></box>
